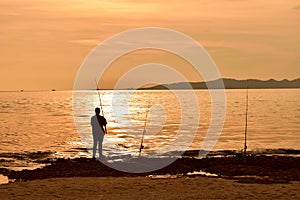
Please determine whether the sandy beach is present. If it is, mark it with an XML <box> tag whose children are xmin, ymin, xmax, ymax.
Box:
<box><xmin>0</xmin><ymin>156</ymin><xmax>299</xmax><ymax>199</ymax></box>
<box><xmin>0</xmin><ymin>176</ymin><xmax>299</xmax><ymax>199</ymax></box>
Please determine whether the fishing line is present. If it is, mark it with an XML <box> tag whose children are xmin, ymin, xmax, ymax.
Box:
<box><xmin>95</xmin><ymin>79</ymin><xmax>107</xmax><ymax>134</ymax></box>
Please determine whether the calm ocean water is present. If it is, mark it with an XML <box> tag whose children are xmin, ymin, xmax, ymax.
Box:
<box><xmin>0</xmin><ymin>89</ymin><xmax>299</xmax><ymax>170</ymax></box>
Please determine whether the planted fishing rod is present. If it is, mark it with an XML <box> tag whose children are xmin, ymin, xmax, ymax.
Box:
<box><xmin>95</xmin><ymin>79</ymin><xmax>107</xmax><ymax>134</ymax></box>
<box><xmin>139</xmin><ymin>105</ymin><xmax>150</xmax><ymax>157</ymax></box>
<box><xmin>243</xmin><ymin>80</ymin><xmax>249</xmax><ymax>157</ymax></box>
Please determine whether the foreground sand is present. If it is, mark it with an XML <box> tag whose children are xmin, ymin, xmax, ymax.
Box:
<box><xmin>0</xmin><ymin>176</ymin><xmax>299</xmax><ymax>199</ymax></box>
<box><xmin>1</xmin><ymin>156</ymin><xmax>299</xmax><ymax>199</ymax></box>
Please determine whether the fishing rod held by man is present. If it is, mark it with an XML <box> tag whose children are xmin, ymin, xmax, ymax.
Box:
<box><xmin>139</xmin><ymin>106</ymin><xmax>150</xmax><ymax>157</ymax></box>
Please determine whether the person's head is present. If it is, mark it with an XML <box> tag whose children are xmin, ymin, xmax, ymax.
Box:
<box><xmin>95</xmin><ymin>107</ymin><xmax>100</xmax><ymax>115</ymax></box>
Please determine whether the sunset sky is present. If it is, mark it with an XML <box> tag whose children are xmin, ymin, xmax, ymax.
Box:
<box><xmin>1</xmin><ymin>0</ymin><xmax>300</xmax><ymax>90</ymax></box>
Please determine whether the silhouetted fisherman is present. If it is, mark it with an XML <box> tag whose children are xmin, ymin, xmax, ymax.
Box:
<box><xmin>91</xmin><ymin>107</ymin><xmax>107</xmax><ymax>159</ymax></box>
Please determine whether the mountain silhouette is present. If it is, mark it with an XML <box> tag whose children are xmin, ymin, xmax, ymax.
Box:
<box><xmin>139</xmin><ymin>78</ymin><xmax>300</xmax><ymax>90</ymax></box>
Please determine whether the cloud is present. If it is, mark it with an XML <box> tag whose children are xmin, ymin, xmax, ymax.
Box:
<box><xmin>69</xmin><ymin>39</ymin><xmax>100</xmax><ymax>46</ymax></box>
<box><xmin>0</xmin><ymin>12</ymin><xmax>21</xmax><ymax>16</ymax></box>
<box><xmin>294</xmin><ymin>5</ymin><xmax>300</xmax><ymax>9</ymax></box>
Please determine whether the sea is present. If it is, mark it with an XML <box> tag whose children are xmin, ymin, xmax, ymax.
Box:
<box><xmin>0</xmin><ymin>89</ymin><xmax>299</xmax><ymax>170</ymax></box>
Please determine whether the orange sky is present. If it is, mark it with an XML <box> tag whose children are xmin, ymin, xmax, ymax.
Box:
<box><xmin>1</xmin><ymin>0</ymin><xmax>300</xmax><ymax>90</ymax></box>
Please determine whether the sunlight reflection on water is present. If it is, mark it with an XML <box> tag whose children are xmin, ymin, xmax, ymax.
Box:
<box><xmin>0</xmin><ymin>89</ymin><xmax>299</xmax><ymax>169</ymax></box>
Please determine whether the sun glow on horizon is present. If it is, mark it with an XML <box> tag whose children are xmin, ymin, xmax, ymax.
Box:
<box><xmin>0</xmin><ymin>0</ymin><xmax>299</xmax><ymax>90</ymax></box>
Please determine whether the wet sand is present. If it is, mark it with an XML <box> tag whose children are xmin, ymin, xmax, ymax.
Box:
<box><xmin>0</xmin><ymin>176</ymin><xmax>299</xmax><ymax>199</ymax></box>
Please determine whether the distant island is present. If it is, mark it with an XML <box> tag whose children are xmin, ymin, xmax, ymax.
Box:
<box><xmin>139</xmin><ymin>78</ymin><xmax>300</xmax><ymax>90</ymax></box>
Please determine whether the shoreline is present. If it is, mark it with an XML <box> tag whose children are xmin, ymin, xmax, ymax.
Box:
<box><xmin>1</xmin><ymin>148</ymin><xmax>299</xmax><ymax>171</ymax></box>
<box><xmin>1</xmin><ymin>155</ymin><xmax>299</xmax><ymax>184</ymax></box>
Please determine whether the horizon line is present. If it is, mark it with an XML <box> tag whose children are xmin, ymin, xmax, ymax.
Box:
<box><xmin>1</xmin><ymin>77</ymin><xmax>299</xmax><ymax>91</ymax></box>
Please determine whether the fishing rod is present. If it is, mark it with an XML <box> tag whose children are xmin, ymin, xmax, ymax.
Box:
<box><xmin>139</xmin><ymin>105</ymin><xmax>150</xmax><ymax>157</ymax></box>
<box><xmin>243</xmin><ymin>80</ymin><xmax>249</xmax><ymax>157</ymax></box>
<box><xmin>94</xmin><ymin>79</ymin><xmax>107</xmax><ymax>134</ymax></box>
